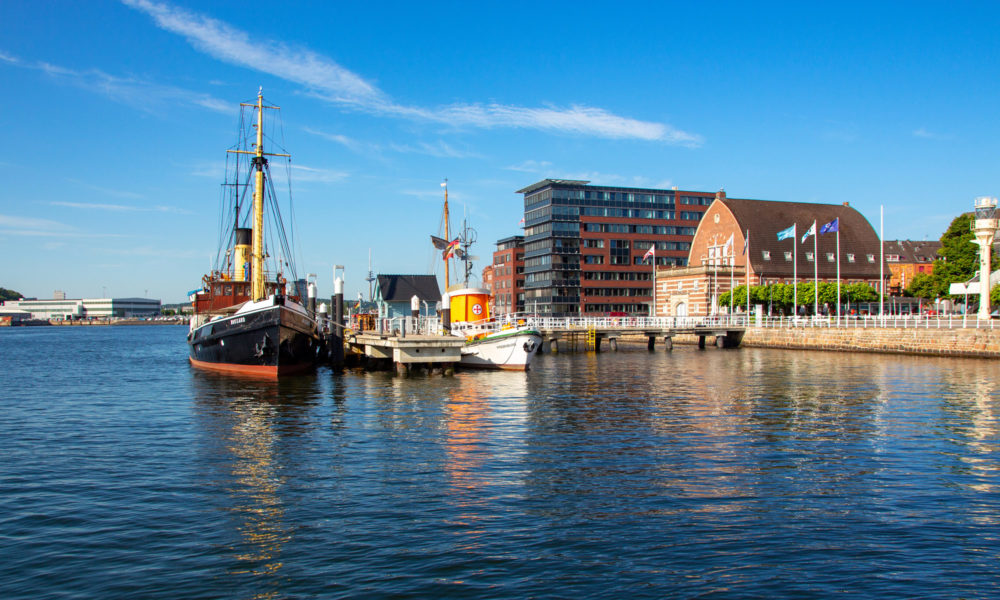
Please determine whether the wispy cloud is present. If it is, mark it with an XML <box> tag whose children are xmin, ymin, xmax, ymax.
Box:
<box><xmin>505</xmin><ymin>160</ymin><xmax>554</xmax><ymax>173</ymax></box>
<box><xmin>913</xmin><ymin>127</ymin><xmax>952</xmax><ymax>141</ymax></box>
<box><xmin>302</xmin><ymin>127</ymin><xmax>375</xmax><ymax>155</ymax></box>
<box><xmin>389</xmin><ymin>141</ymin><xmax>482</xmax><ymax>159</ymax></box>
<box><xmin>66</xmin><ymin>179</ymin><xmax>145</xmax><ymax>200</ymax></box>
<box><xmin>50</xmin><ymin>201</ymin><xmax>191</xmax><ymax>214</ymax></box>
<box><xmin>289</xmin><ymin>164</ymin><xmax>349</xmax><ymax>183</ymax></box>
<box><xmin>124</xmin><ymin>0</ymin><xmax>701</xmax><ymax>144</ymax></box>
<box><xmin>1</xmin><ymin>50</ymin><xmax>229</xmax><ymax>114</ymax></box>
<box><xmin>0</xmin><ymin>213</ymin><xmax>130</xmax><ymax>238</ymax></box>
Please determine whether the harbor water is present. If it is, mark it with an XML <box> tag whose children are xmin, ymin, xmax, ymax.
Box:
<box><xmin>2</xmin><ymin>325</ymin><xmax>998</xmax><ymax>598</ymax></box>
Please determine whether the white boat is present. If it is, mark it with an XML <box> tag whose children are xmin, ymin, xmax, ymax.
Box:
<box><xmin>446</xmin><ymin>287</ymin><xmax>541</xmax><ymax>370</ymax></box>
<box><xmin>430</xmin><ymin>181</ymin><xmax>541</xmax><ymax>370</ymax></box>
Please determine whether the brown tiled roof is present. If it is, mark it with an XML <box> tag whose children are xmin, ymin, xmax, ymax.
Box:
<box><xmin>884</xmin><ymin>240</ymin><xmax>942</xmax><ymax>263</ymax></box>
<box><xmin>723</xmin><ymin>198</ymin><xmax>884</xmax><ymax>279</ymax></box>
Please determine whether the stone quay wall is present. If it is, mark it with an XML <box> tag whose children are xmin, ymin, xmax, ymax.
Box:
<box><xmin>665</xmin><ymin>327</ymin><xmax>1000</xmax><ymax>358</ymax></box>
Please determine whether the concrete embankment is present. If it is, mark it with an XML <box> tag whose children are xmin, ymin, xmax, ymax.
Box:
<box><xmin>665</xmin><ymin>327</ymin><xmax>1000</xmax><ymax>359</ymax></box>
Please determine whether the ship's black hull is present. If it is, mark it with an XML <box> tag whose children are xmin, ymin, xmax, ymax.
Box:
<box><xmin>187</xmin><ymin>302</ymin><xmax>319</xmax><ymax>377</ymax></box>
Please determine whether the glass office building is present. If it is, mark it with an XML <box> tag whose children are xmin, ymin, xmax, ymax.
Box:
<box><xmin>516</xmin><ymin>179</ymin><xmax>713</xmax><ymax>316</ymax></box>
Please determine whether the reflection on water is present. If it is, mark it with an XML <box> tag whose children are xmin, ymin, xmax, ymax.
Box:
<box><xmin>190</xmin><ymin>372</ymin><xmax>325</xmax><ymax>598</ymax></box>
<box><xmin>6</xmin><ymin>324</ymin><xmax>998</xmax><ymax>599</ymax></box>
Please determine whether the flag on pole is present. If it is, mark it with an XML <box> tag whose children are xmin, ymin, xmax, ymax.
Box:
<box><xmin>801</xmin><ymin>221</ymin><xmax>816</xmax><ymax>243</ymax></box>
<box><xmin>777</xmin><ymin>224</ymin><xmax>796</xmax><ymax>241</ymax></box>
<box><xmin>820</xmin><ymin>218</ymin><xmax>839</xmax><ymax>234</ymax></box>
<box><xmin>742</xmin><ymin>232</ymin><xmax>748</xmax><ymax>255</ymax></box>
<box><xmin>519</xmin><ymin>217</ymin><xmax>525</xmax><ymax>227</ymax></box>
<box><xmin>723</xmin><ymin>233</ymin><xmax>734</xmax><ymax>255</ymax></box>
<box><xmin>430</xmin><ymin>235</ymin><xmax>449</xmax><ymax>250</ymax></box>
<box><xmin>643</xmin><ymin>246</ymin><xmax>655</xmax><ymax>263</ymax></box>
<box><xmin>443</xmin><ymin>238</ymin><xmax>460</xmax><ymax>260</ymax></box>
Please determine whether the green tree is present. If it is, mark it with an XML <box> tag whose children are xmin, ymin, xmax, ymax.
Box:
<box><xmin>0</xmin><ymin>287</ymin><xmax>24</xmax><ymax>301</ymax></box>
<box><xmin>991</xmin><ymin>284</ymin><xmax>1000</xmax><ymax>308</ymax></box>
<box><xmin>905</xmin><ymin>272</ymin><xmax>938</xmax><ymax>300</ymax></box>
<box><xmin>930</xmin><ymin>213</ymin><xmax>1000</xmax><ymax>299</ymax></box>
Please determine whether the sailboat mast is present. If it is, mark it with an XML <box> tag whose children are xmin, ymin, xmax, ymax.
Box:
<box><xmin>251</xmin><ymin>89</ymin><xmax>267</xmax><ymax>301</ymax></box>
<box><xmin>443</xmin><ymin>179</ymin><xmax>450</xmax><ymax>289</ymax></box>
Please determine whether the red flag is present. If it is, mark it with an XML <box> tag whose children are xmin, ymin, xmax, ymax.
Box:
<box><xmin>443</xmin><ymin>238</ymin><xmax>460</xmax><ymax>260</ymax></box>
<box><xmin>643</xmin><ymin>246</ymin><xmax>654</xmax><ymax>262</ymax></box>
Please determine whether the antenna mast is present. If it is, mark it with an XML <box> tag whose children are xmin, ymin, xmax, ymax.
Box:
<box><xmin>365</xmin><ymin>248</ymin><xmax>375</xmax><ymax>302</ymax></box>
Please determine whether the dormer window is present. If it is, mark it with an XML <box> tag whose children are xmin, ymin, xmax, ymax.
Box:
<box><xmin>762</xmin><ymin>250</ymin><xmax>771</xmax><ymax>261</ymax></box>
<box><xmin>867</xmin><ymin>254</ymin><xmax>875</xmax><ymax>263</ymax></box>
<box><xmin>784</xmin><ymin>251</ymin><xmax>792</xmax><ymax>261</ymax></box>
<box><xmin>847</xmin><ymin>253</ymin><xmax>856</xmax><ymax>263</ymax></box>
<box><xmin>806</xmin><ymin>252</ymin><xmax>814</xmax><ymax>262</ymax></box>
<box><xmin>826</xmin><ymin>253</ymin><xmax>835</xmax><ymax>262</ymax></box>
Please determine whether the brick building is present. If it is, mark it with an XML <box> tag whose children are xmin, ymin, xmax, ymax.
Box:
<box><xmin>883</xmin><ymin>240</ymin><xmax>941</xmax><ymax>294</ymax></box>
<box><xmin>491</xmin><ymin>236</ymin><xmax>525</xmax><ymax>315</ymax></box>
<box><xmin>655</xmin><ymin>195</ymin><xmax>885</xmax><ymax>316</ymax></box>
<box><xmin>514</xmin><ymin>179</ymin><xmax>713</xmax><ymax>316</ymax></box>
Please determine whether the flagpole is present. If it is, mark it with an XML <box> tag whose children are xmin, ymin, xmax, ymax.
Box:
<box><xmin>813</xmin><ymin>220</ymin><xmax>818</xmax><ymax>316</ymax></box>
<box><xmin>793</xmin><ymin>223</ymin><xmax>797</xmax><ymax>318</ymax></box>
<box><xmin>652</xmin><ymin>248</ymin><xmax>656</xmax><ymax>318</ymax></box>
<box><xmin>729</xmin><ymin>244</ymin><xmax>734</xmax><ymax>317</ymax></box>
<box><xmin>836</xmin><ymin>228</ymin><xmax>841</xmax><ymax>322</ymax></box>
<box><xmin>746</xmin><ymin>229</ymin><xmax>751</xmax><ymax>317</ymax></box>
<box><xmin>879</xmin><ymin>204</ymin><xmax>885</xmax><ymax>321</ymax></box>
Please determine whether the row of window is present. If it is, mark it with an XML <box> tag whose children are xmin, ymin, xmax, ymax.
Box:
<box><xmin>761</xmin><ymin>250</ymin><xmax>876</xmax><ymax>263</ymax></box>
<box><xmin>583</xmin><ymin>271</ymin><xmax>653</xmax><ymax>281</ymax></box>
<box><xmin>583</xmin><ymin>287</ymin><xmax>651</xmax><ymax>297</ymax></box>
<box><xmin>678</xmin><ymin>196</ymin><xmax>713</xmax><ymax>205</ymax></box>
<box><xmin>582</xmin><ymin>223</ymin><xmax>697</xmax><ymax>235</ymax></box>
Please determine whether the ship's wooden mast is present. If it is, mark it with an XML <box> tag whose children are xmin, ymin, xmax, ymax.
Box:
<box><xmin>228</xmin><ymin>88</ymin><xmax>289</xmax><ymax>302</ymax></box>
<box><xmin>251</xmin><ymin>90</ymin><xmax>266</xmax><ymax>301</ymax></box>
<box><xmin>443</xmin><ymin>179</ymin><xmax>450</xmax><ymax>290</ymax></box>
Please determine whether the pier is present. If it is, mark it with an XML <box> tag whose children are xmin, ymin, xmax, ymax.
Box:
<box><xmin>530</xmin><ymin>316</ymin><xmax>745</xmax><ymax>352</ymax></box>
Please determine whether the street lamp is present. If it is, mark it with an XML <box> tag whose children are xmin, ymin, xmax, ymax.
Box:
<box><xmin>972</xmin><ymin>196</ymin><xmax>998</xmax><ymax>319</ymax></box>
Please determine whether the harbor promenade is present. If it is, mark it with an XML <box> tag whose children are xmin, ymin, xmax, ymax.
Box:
<box><xmin>355</xmin><ymin>313</ymin><xmax>1000</xmax><ymax>359</ymax></box>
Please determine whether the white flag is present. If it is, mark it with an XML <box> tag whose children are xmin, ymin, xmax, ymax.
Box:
<box><xmin>801</xmin><ymin>221</ymin><xmax>816</xmax><ymax>243</ymax></box>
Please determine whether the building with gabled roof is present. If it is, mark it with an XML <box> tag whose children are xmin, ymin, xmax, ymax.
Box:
<box><xmin>654</xmin><ymin>193</ymin><xmax>886</xmax><ymax>316</ymax></box>
<box><xmin>884</xmin><ymin>240</ymin><xmax>942</xmax><ymax>294</ymax></box>
<box><xmin>374</xmin><ymin>275</ymin><xmax>441</xmax><ymax>319</ymax></box>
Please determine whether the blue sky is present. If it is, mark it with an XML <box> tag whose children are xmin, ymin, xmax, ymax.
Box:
<box><xmin>2</xmin><ymin>1</ymin><xmax>998</xmax><ymax>303</ymax></box>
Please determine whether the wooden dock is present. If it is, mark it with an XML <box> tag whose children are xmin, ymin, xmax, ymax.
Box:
<box><xmin>348</xmin><ymin>332</ymin><xmax>465</xmax><ymax>374</ymax></box>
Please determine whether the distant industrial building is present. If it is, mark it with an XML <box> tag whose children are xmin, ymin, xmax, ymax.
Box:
<box><xmin>0</xmin><ymin>295</ymin><xmax>162</xmax><ymax>320</ymax></box>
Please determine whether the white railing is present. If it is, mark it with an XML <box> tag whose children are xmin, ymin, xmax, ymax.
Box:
<box><xmin>349</xmin><ymin>313</ymin><xmax>998</xmax><ymax>335</ymax></box>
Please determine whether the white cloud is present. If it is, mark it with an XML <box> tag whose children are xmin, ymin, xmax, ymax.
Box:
<box><xmin>124</xmin><ymin>0</ymin><xmax>702</xmax><ymax>144</ymax></box>
<box><xmin>302</xmin><ymin>127</ymin><xmax>373</xmax><ymax>154</ymax></box>
<box><xmin>0</xmin><ymin>214</ymin><xmax>73</xmax><ymax>231</ymax></box>
<box><xmin>3</xmin><ymin>50</ymin><xmax>229</xmax><ymax>114</ymax></box>
<box><xmin>50</xmin><ymin>201</ymin><xmax>190</xmax><ymax>214</ymax></box>
<box><xmin>389</xmin><ymin>141</ymin><xmax>482</xmax><ymax>159</ymax></box>
<box><xmin>913</xmin><ymin>127</ymin><xmax>951</xmax><ymax>141</ymax></box>
<box><xmin>505</xmin><ymin>160</ymin><xmax>554</xmax><ymax>173</ymax></box>
<box><xmin>289</xmin><ymin>164</ymin><xmax>349</xmax><ymax>183</ymax></box>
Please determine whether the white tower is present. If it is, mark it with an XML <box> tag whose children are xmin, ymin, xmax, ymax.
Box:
<box><xmin>972</xmin><ymin>196</ymin><xmax>998</xmax><ymax>320</ymax></box>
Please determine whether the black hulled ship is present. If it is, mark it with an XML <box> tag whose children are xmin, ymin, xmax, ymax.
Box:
<box><xmin>187</xmin><ymin>88</ymin><xmax>320</xmax><ymax>377</ymax></box>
